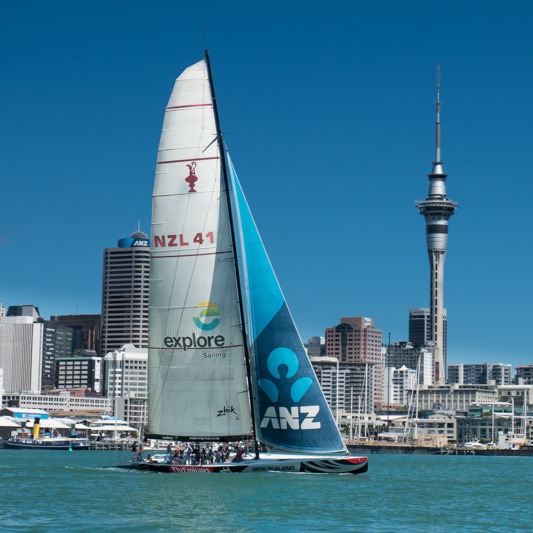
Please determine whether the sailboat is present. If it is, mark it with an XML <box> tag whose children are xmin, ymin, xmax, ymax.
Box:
<box><xmin>121</xmin><ymin>52</ymin><xmax>368</xmax><ymax>474</ymax></box>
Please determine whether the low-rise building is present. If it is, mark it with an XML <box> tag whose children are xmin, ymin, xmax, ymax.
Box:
<box><xmin>415</xmin><ymin>384</ymin><xmax>498</xmax><ymax>412</ymax></box>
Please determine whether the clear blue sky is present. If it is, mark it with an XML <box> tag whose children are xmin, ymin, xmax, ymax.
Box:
<box><xmin>1</xmin><ymin>2</ymin><xmax>532</xmax><ymax>367</ymax></box>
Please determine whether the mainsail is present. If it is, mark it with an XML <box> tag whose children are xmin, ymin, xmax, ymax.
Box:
<box><xmin>148</xmin><ymin>54</ymin><xmax>345</xmax><ymax>453</ymax></box>
<box><xmin>148</xmin><ymin>60</ymin><xmax>252</xmax><ymax>440</ymax></box>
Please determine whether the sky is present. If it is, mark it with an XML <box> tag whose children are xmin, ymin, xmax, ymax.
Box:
<box><xmin>1</xmin><ymin>1</ymin><xmax>533</xmax><ymax>368</ymax></box>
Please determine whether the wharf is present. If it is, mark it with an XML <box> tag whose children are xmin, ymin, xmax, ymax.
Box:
<box><xmin>347</xmin><ymin>443</ymin><xmax>443</xmax><ymax>455</ymax></box>
<box><xmin>90</xmin><ymin>442</ymin><xmax>131</xmax><ymax>451</ymax></box>
<box><xmin>347</xmin><ymin>443</ymin><xmax>533</xmax><ymax>456</ymax></box>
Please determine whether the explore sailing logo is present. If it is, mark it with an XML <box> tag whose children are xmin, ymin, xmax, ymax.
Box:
<box><xmin>193</xmin><ymin>302</ymin><xmax>221</xmax><ymax>331</ymax></box>
<box><xmin>163</xmin><ymin>302</ymin><xmax>225</xmax><ymax>351</ymax></box>
<box><xmin>258</xmin><ymin>347</ymin><xmax>320</xmax><ymax>431</ymax></box>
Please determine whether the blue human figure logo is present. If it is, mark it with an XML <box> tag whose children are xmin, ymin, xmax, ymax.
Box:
<box><xmin>257</xmin><ymin>347</ymin><xmax>312</xmax><ymax>403</ymax></box>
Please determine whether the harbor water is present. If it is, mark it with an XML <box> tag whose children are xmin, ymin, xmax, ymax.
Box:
<box><xmin>0</xmin><ymin>450</ymin><xmax>531</xmax><ymax>532</ymax></box>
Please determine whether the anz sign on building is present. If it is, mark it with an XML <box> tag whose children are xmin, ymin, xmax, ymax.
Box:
<box><xmin>118</xmin><ymin>231</ymin><xmax>150</xmax><ymax>248</ymax></box>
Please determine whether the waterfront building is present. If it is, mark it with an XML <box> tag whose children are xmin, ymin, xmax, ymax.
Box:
<box><xmin>325</xmin><ymin>317</ymin><xmax>383</xmax><ymax>407</ymax></box>
<box><xmin>415</xmin><ymin>71</ymin><xmax>458</xmax><ymax>384</ymax></box>
<box><xmin>387</xmin><ymin>413</ymin><xmax>457</xmax><ymax>445</ymax></box>
<box><xmin>415</xmin><ymin>384</ymin><xmax>497</xmax><ymax>412</ymax></box>
<box><xmin>515</xmin><ymin>364</ymin><xmax>533</xmax><ymax>385</ymax></box>
<box><xmin>448</xmin><ymin>363</ymin><xmax>512</xmax><ymax>386</ymax></box>
<box><xmin>1</xmin><ymin>392</ymin><xmax>113</xmax><ymax>415</ymax></box>
<box><xmin>0</xmin><ymin>306</ymin><xmax>43</xmax><ymax>394</ymax></box>
<box><xmin>100</xmin><ymin>231</ymin><xmax>150</xmax><ymax>355</ymax></box>
<box><xmin>386</xmin><ymin>342</ymin><xmax>434</xmax><ymax>385</ymax></box>
<box><xmin>50</xmin><ymin>314</ymin><xmax>101</xmax><ymax>354</ymax></box>
<box><xmin>55</xmin><ymin>351</ymin><xmax>103</xmax><ymax>393</ymax></box>
<box><xmin>456</xmin><ymin>415</ymin><xmax>510</xmax><ymax>445</ymax></box>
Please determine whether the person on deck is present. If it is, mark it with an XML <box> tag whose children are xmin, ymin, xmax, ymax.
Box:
<box><xmin>136</xmin><ymin>443</ymin><xmax>144</xmax><ymax>462</ymax></box>
<box><xmin>165</xmin><ymin>444</ymin><xmax>173</xmax><ymax>463</ymax></box>
<box><xmin>131</xmin><ymin>442</ymin><xmax>138</xmax><ymax>461</ymax></box>
<box><xmin>232</xmin><ymin>447</ymin><xmax>245</xmax><ymax>462</ymax></box>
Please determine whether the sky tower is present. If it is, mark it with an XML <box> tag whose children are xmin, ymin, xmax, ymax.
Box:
<box><xmin>416</xmin><ymin>67</ymin><xmax>458</xmax><ymax>385</ymax></box>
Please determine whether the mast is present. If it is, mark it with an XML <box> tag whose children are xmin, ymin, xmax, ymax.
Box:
<box><xmin>204</xmin><ymin>50</ymin><xmax>260</xmax><ymax>458</ymax></box>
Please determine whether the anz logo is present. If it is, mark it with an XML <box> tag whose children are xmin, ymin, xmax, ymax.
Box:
<box><xmin>258</xmin><ymin>347</ymin><xmax>320</xmax><ymax>431</ymax></box>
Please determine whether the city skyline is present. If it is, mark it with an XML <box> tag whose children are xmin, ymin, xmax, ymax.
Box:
<box><xmin>2</xmin><ymin>3</ymin><xmax>533</xmax><ymax>367</ymax></box>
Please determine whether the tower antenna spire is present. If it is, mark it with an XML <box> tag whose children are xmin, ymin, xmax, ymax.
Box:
<box><xmin>435</xmin><ymin>64</ymin><xmax>441</xmax><ymax>164</ymax></box>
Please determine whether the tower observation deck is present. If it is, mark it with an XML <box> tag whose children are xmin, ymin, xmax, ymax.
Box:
<box><xmin>416</xmin><ymin>67</ymin><xmax>458</xmax><ymax>385</ymax></box>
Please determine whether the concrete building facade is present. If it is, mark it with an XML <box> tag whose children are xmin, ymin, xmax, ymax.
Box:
<box><xmin>102</xmin><ymin>344</ymin><xmax>148</xmax><ymax>399</ymax></box>
<box><xmin>311</xmin><ymin>357</ymin><xmax>375</xmax><ymax>416</ymax></box>
<box><xmin>383</xmin><ymin>365</ymin><xmax>418</xmax><ymax>406</ymax></box>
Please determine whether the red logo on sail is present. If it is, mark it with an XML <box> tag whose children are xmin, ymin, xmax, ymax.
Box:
<box><xmin>185</xmin><ymin>162</ymin><xmax>198</xmax><ymax>192</ymax></box>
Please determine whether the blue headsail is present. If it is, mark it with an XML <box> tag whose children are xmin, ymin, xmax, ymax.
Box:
<box><xmin>227</xmin><ymin>154</ymin><xmax>345</xmax><ymax>453</ymax></box>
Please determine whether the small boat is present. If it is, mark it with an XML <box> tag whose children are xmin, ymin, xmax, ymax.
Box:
<box><xmin>89</xmin><ymin>416</ymin><xmax>140</xmax><ymax>443</ymax></box>
<box><xmin>119</xmin><ymin>52</ymin><xmax>368</xmax><ymax>475</ymax></box>
<box><xmin>3</xmin><ymin>418</ymin><xmax>90</xmax><ymax>450</ymax></box>
<box><xmin>2</xmin><ymin>436</ymin><xmax>91</xmax><ymax>450</ymax></box>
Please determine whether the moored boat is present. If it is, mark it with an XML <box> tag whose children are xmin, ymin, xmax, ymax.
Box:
<box><xmin>2</xmin><ymin>436</ymin><xmax>91</xmax><ymax>450</ymax></box>
<box><xmin>2</xmin><ymin>417</ymin><xmax>90</xmax><ymax>450</ymax></box>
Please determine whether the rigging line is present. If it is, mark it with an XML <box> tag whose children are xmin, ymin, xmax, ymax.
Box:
<box><xmin>202</xmin><ymin>135</ymin><xmax>218</xmax><ymax>153</ymax></box>
<box><xmin>205</xmin><ymin>50</ymin><xmax>258</xmax><ymax>451</ymax></box>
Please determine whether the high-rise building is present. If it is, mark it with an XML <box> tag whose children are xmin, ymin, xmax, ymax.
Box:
<box><xmin>50</xmin><ymin>314</ymin><xmax>101</xmax><ymax>354</ymax></box>
<box><xmin>0</xmin><ymin>306</ymin><xmax>43</xmax><ymax>394</ymax></box>
<box><xmin>325</xmin><ymin>317</ymin><xmax>383</xmax><ymax>407</ymax></box>
<box><xmin>100</xmin><ymin>231</ymin><xmax>150</xmax><ymax>355</ymax></box>
<box><xmin>415</xmin><ymin>69</ymin><xmax>458</xmax><ymax>384</ymax></box>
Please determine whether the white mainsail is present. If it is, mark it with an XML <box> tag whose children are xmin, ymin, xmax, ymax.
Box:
<box><xmin>148</xmin><ymin>60</ymin><xmax>252</xmax><ymax>439</ymax></box>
